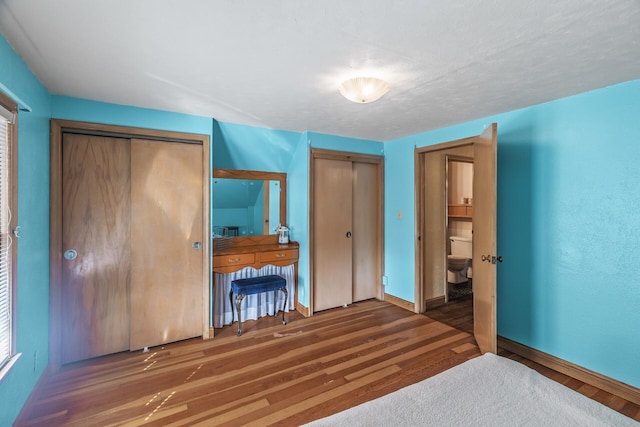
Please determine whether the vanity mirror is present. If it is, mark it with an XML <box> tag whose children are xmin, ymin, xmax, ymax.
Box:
<box><xmin>212</xmin><ymin>168</ymin><xmax>286</xmax><ymax>238</ymax></box>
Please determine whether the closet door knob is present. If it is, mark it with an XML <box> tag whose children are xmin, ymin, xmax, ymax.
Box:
<box><xmin>64</xmin><ymin>249</ymin><xmax>78</xmax><ymax>260</ymax></box>
<box><xmin>346</xmin><ymin>231</ymin><xmax>352</xmax><ymax>238</ymax></box>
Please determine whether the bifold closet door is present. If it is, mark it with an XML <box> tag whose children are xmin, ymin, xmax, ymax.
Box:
<box><xmin>61</xmin><ymin>134</ymin><xmax>131</xmax><ymax>364</ymax></box>
<box><xmin>313</xmin><ymin>158</ymin><xmax>353</xmax><ymax>311</ymax></box>
<box><xmin>129</xmin><ymin>139</ymin><xmax>204</xmax><ymax>351</ymax></box>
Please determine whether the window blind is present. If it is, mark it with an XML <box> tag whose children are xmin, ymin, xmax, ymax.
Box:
<box><xmin>0</xmin><ymin>109</ymin><xmax>13</xmax><ymax>369</ymax></box>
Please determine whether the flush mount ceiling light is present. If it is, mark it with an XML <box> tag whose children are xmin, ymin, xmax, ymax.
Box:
<box><xmin>339</xmin><ymin>77</ymin><xmax>390</xmax><ymax>104</ymax></box>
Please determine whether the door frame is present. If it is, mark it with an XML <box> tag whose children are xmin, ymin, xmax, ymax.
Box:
<box><xmin>49</xmin><ymin>119</ymin><xmax>211</xmax><ymax>368</ymax></box>
<box><xmin>414</xmin><ymin>136</ymin><xmax>475</xmax><ymax>313</ymax></box>
<box><xmin>309</xmin><ymin>148</ymin><xmax>384</xmax><ymax>314</ymax></box>
<box><xmin>414</xmin><ymin>125</ymin><xmax>497</xmax><ymax>353</ymax></box>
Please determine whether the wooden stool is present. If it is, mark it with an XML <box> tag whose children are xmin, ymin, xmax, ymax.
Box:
<box><xmin>230</xmin><ymin>275</ymin><xmax>288</xmax><ymax>336</ymax></box>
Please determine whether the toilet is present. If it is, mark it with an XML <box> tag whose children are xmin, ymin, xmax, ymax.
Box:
<box><xmin>447</xmin><ymin>235</ymin><xmax>472</xmax><ymax>284</ymax></box>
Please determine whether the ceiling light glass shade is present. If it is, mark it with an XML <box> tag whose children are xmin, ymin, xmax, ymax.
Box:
<box><xmin>339</xmin><ymin>77</ymin><xmax>390</xmax><ymax>103</ymax></box>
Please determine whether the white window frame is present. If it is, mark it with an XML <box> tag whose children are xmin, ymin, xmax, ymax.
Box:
<box><xmin>0</xmin><ymin>91</ymin><xmax>20</xmax><ymax>382</ymax></box>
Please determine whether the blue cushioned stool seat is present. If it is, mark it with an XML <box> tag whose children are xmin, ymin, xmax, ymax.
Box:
<box><xmin>230</xmin><ymin>275</ymin><xmax>287</xmax><ymax>336</ymax></box>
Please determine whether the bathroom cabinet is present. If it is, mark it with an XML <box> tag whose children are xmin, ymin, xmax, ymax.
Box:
<box><xmin>448</xmin><ymin>203</ymin><xmax>473</xmax><ymax>219</ymax></box>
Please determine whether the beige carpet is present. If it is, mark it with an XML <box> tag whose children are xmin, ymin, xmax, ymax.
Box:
<box><xmin>305</xmin><ymin>353</ymin><xmax>637</xmax><ymax>426</ymax></box>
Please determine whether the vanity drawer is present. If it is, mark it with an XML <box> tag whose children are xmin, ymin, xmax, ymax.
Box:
<box><xmin>259</xmin><ymin>249</ymin><xmax>298</xmax><ymax>263</ymax></box>
<box><xmin>213</xmin><ymin>253</ymin><xmax>255</xmax><ymax>267</ymax></box>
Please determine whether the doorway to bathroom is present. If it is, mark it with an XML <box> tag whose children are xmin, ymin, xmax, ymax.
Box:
<box><xmin>414</xmin><ymin>124</ymin><xmax>497</xmax><ymax>354</ymax></box>
<box><xmin>446</xmin><ymin>156</ymin><xmax>474</xmax><ymax>302</ymax></box>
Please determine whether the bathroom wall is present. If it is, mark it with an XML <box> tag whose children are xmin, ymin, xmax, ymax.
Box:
<box><xmin>448</xmin><ymin>221</ymin><xmax>472</xmax><ymax>241</ymax></box>
<box><xmin>447</xmin><ymin>160</ymin><xmax>473</xmax><ymax>241</ymax></box>
<box><xmin>384</xmin><ymin>79</ymin><xmax>640</xmax><ymax>389</ymax></box>
<box><xmin>448</xmin><ymin>161</ymin><xmax>473</xmax><ymax>205</ymax></box>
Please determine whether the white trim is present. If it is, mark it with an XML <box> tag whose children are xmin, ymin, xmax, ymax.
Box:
<box><xmin>0</xmin><ymin>105</ymin><xmax>14</xmax><ymax>123</ymax></box>
<box><xmin>0</xmin><ymin>83</ymin><xmax>31</xmax><ymax>113</ymax></box>
<box><xmin>0</xmin><ymin>353</ymin><xmax>21</xmax><ymax>383</ymax></box>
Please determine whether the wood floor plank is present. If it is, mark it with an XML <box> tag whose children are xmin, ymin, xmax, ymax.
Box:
<box><xmin>15</xmin><ymin>298</ymin><xmax>640</xmax><ymax>426</ymax></box>
<box><xmin>238</xmin><ymin>365</ymin><xmax>403</xmax><ymax>427</ymax></box>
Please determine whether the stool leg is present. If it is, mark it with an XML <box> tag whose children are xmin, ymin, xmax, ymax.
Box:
<box><xmin>273</xmin><ymin>289</ymin><xmax>278</xmax><ymax>317</ymax></box>
<box><xmin>235</xmin><ymin>293</ymin><xmax>246</xmax><ymax>336</ymax></box>
<box><xmin>229</xmin><ymin>289</ymin><xmax>234</xmax><ymax>323</ymax></box>
<box><xmin>280</xmin><ymin>287</ymin><xmax>288</xmax><ymax>325</ymax></box>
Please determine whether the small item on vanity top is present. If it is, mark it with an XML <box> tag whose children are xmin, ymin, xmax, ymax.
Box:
<box><xmin>467</xmin><ymin>197</ymin><xmax>472</xmax><ymax>205</ymax></box>
<box><xmin>276</xmin><ymin>224</ymin><xmax>289</xmax><ymax>244</ymax></box>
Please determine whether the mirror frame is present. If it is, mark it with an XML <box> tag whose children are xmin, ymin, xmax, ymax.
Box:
<box><xmin>212</xmin><ymin>168</ymin><xmax>287</xmax><ymax>236</ymax></box>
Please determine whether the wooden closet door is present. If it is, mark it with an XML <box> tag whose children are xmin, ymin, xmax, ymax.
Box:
<box><xmin>313</xmin><ymin>158</ymin><xmax>353</xmax><ymax>311</ymax></box>
<box><xmin>129</xmin><ymin>139</ymin><xmax>204</xmax><ymax>350</ymax></box>
<box><xmin>61</xmin><ymin>134</ymin><xmax>131</xmax><ymax>363</ymax></box>
<box><xmin>352</xmin><ymin>161</ymin><xmax>379</xmax><ymax>302</ymax></box>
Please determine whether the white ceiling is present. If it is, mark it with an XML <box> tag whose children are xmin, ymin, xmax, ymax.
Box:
<box><xmin>1</xmin><ymin>0</ymin><xmax>639</xmax><ymax>142</ymax></box>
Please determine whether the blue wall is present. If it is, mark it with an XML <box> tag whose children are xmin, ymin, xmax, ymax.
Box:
<box><xmin>287</xmin><ymin>132</ymin><xmax>311</xmax><ymax>305</ymax></box>
<box><xmin>307</xmin><ymin>131</ymin><xmax>384</xmax><ymax>156</ymax></box>
<box><xmin>213</xmin><ymin>121</ymin><xmax>299</xmax><ymax>171</ymax></box>
<box><xmin>0</xmin><ymin>74</ymin><xmax>213</xmax><ymax>425</ymax></box>
<box><xmin>0</xmin><ymin>36</ymin><xmax>52</xmax><ymax>426</ymax></box>
<box><xmin>3</xmin><ymin>28</ymin><xmax>639</xmax><ymax>424</ymax></box>
<box><xmin>214</xmin><ymin>126</ymin><xmax>383</xmax><ymax>307</ymax></box>
<box><xmin>52</xmin><ymin>95</ymin><xmax>213</xmax><ymax>136</ymax></box>
<box><xmin>384</xmin><ymin>79</ymin><xmax>640</xmax><ymax>388</ymax></box>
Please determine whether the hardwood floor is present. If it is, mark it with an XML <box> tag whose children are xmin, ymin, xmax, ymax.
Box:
<box><xmin>16</xmin><ymin>298</ymin><xmax>640</xmax><ymax>425</ymax></box>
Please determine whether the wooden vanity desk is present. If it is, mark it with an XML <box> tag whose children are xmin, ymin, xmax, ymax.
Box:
<box><xmin>212</xmin><ymin>168</ymin><xmax>300</xmax><ymax>317</ymax></box>
<box><xmin>213</xmin><ymin>235</ymin><xmax>299</xmax><ymax>302</ymax></box>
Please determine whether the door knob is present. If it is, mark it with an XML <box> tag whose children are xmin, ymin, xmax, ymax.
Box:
<box><xmin>481</xmin><ymin>254</ymin><xmax>503</xmax><ymax>264</ymax></box>
<box><xmin>63</xmin><ymin>249</ymin><xmax>77</xmax><ymax>260</ymax></box>
<box><xmin>346</xmin><ymin>231</ymin><xmax>352</xmax><ymax>238</ymax></box>
<box><xmin>192</xmin><ymin>241</ymin><xmax>202</xmax><ymax>250</ymax></box>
